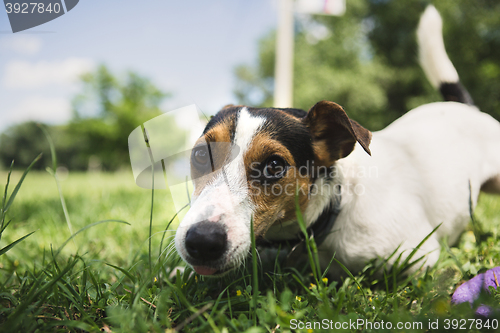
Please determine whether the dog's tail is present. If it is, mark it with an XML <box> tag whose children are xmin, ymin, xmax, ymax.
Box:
<box><xmin>417</xmin><ymin>5</ymin><xmax>474</xmax><ymax>105</ymax></box>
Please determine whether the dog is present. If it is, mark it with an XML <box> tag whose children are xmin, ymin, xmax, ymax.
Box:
<box><xmin>174</xmin><ymin>5</ymin><xmax>500</xmax><ymax>278</ymax></box>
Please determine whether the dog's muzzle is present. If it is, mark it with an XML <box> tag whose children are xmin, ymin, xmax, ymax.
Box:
<box><xmin>183</xmin><ymin>221</ymin><xmax>228</xmax><ymax>275</ymax></box>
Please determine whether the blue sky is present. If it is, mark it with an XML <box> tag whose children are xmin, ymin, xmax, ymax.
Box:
<box><xmin>0</xmin><ymin>1</ymin><xmax>277</xmax><ymax>131</ymax></box>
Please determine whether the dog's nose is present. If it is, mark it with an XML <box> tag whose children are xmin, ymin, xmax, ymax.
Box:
<box><xmin>185</xmin><ymin>221</ymin><xmax>227</xmax><ymax>261</ymax></box>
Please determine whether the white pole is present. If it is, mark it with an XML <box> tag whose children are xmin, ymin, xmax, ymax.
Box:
<box><xmin>273</xmin><ymin>0</ymin><xmax>294</xmax><ymax>108</ymax></box>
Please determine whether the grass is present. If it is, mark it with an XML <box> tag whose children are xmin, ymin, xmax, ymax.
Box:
<box><xmin>1</xmin><ymin>160</ymin><xmax>500</xmax><ymax>332</ymax></box>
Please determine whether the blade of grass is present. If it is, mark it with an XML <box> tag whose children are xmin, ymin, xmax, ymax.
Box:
<box><xmin>332</xmin><ymin>257</ymin><xmax>368</xmax><ymax>307</ymax></box>
<box><xmin>38</xmin><ymin>124</ymin><xmax>57</xmax><ymax>171</ymax></box>
<box><xmin>288</xmin><ymin>268</ymin><xmax>314</xmax><ymax>296</ymax></box>
<box><xmin>322</xmin><ymin>251</ymin><xmax>337</xmax><ymax>279</ymax></box>
<box><xmin>442</xmin><ymin>239</ymin><xmax>466</xmax><ymax>276</ymax></box>
<box><xmin>54</xmin><ymin>219</ymin><xmax>130</xmax><ymax>258</ymax></box>
<box><xmin>46</xmin><ymin>165</ymin><xmax>74</xmax><ymax>236</ymax></box>
<box><xmin>371</xmin><ymin>244</ymin><xmax>402</xmax><ymax>277</ymax></box>
<box><xmin>0</xmin><ymin>161</ymin><xmax>14</xmax><ymax>240</ymax></box>
<box><xmin>0</xmin><ymin>219</ymin><xmax>12</xmax><ymax>235</ymax></box>
<box><xmin>294</xmin><ymin>189</ymin><xmax>319</xmax><ymax>284</ymax></box>
<box><xmin>397</xmin><ymin>223</ymin><xmax>442</xmax><ymax>275</ymax></box>
<box><xmin>1</xmin><ymin>161</ymin><xmax>13</xmax><ymax>209</ymax></box>
<box><xmin>158</xmin><ymin>203</ymin><xmax>189</xmax><ymax>261</ymax></box>
<box><xmin>0</xmin><ymin>231</ymin><xmax>36</xmax><ymax>256</ymax></box>
<box><xmin>39</xmin><ymin>124</ymin><xmax>74</xmax><ymax>236</ymax></box>
<box><xmin>141</xmin><ymin>124</ymin><xmax>155</xmax><ymax>276</ymax></box>
<box><xmin>209</xmin><ymin>274</ymin><xmax>250</xmax><ymax>317</ymax></box>
<box><xmin>3</xmin><ymin>153</ymin><xmax>42</xmax><ymax>216</ymax></box>
<box><xmin>250</xmin><ymin>216</ymin><xmax>258</xmax><ymax>325</ymax></box>
<box><xmin>0</xmin><ymin>155</ymin><xmax>40</xmax><ymax>253</ymax></box>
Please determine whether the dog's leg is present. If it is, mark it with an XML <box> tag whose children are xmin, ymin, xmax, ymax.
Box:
<box><xmin>481</xmin><ymin>175</ymin><xmax>500</xmax><ymax>194</ymax></box>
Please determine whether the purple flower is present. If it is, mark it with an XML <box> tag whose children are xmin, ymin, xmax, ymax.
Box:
<box><xmin>451</xmin><ymin>266</ymin><xmax>500</xmax><ymax>316</ymax></box>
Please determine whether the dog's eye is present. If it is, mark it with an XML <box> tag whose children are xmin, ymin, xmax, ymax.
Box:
<box><xmin>263</xmin><ymin>155</ymin><xmax>287</xmax><ymax>179</ymax></box>
<box><xmin>192</xmin><ymin>146</ymin><xmax>210</xmax><ymax>168</ymax></box>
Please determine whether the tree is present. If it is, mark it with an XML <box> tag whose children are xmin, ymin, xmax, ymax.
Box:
<box><xmin>69</xmin><ymin>65</ymin><xmax>184</xmax><ymax>171</ymax></box>
<box><xmin>234</xmin><ymin>0</ymin><xmax>500</xmax><ymax>130</ymax></box>
<box><xmin>0</xmin><ymin>122</ymin><xmax>49</xmax><ymax>170</ymax></box>
<box><xmin>367</xmin><ymin>0</ymin><xmax>500</xmax><ymax>121</ymax></box>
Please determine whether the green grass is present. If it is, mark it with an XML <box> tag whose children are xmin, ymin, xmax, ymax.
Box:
<box><xmin>1</xmin><ymin>163</ymin><xmax>500</xmax><ymax>332</ymax></box>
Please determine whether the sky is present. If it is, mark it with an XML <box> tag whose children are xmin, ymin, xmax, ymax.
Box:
<box><xmin>0</xmin><ymin>0</ymin><xmax>278</xmax><ymax>131</ymax></box>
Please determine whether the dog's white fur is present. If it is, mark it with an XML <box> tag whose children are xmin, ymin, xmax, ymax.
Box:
<box><xmin>174</xmin><ymin>108</ymin><xmax>263</xmax><ymax>271</ymax></box>
<box><xmin>316</xmin><ymin>102</ymin><xmax>500</xmax><ymax>275</ymax></box>
<box><xmin>175</xmin><ymin>6</ymin><xmax>500</xmax><ymax>277</ymax></box>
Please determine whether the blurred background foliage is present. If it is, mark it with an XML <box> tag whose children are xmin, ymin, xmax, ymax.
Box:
<box><xmin>235</xmin><ymin>0</ymin><xmax>500</xmax><ymax>129</ymax></box>
<box><xmin>2</xmin><ymin>0</ymin><xmax>500</xmax><ymax>170</ymax></box>
<box><xmin>0</xmin><ymin>65</ymin><xmax>184</xmax><ymax>171</ymax></box>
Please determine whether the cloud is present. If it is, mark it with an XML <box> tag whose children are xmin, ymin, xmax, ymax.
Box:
<box><xmin>0</xmin><ymin>35</ymin><xmax>42</xmax><ymax>55</ymax></box>
<box><xmin>8</xmin><ymin>96</ymin><xmax>72</xmax><ymax>124</ymax></box>
<box><xmin>2</xmin><ymin>58</ymin><xmax>94</xmax><ymax>89</ymax></box>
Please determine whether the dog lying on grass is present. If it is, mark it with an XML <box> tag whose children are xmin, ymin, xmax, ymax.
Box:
<box><xmin>174</xmin><ymin>6</ymin><xmax>500</xmax><ymax>278</ymax></box>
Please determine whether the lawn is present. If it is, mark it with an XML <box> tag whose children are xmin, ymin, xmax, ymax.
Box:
<box><xmin>1</xmin><ymin>165</ymin><xmax>500</xmax><ymax>332</ymax></box>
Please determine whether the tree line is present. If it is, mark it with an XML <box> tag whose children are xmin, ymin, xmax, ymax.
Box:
<box><xmin>0</xmin><ymin>65</ymin><xmax>184</xmax><ymax>171</ymax></box>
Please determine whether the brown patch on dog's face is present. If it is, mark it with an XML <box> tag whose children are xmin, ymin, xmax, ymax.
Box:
<box><xmin>244</xmin><ymin>131</ymin><xmax>311</xmax><ymax>236</ymax></box>
<box><xmin>191</xmin><ymin>121</ymin><xmax>233</xmax><ymax>197</ymax></box>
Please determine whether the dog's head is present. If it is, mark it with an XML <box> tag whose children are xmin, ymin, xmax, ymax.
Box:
<box><xmin>174</xmin><ymin>101</ymin><xmax>371</xmax><ymax>276</ymax></box>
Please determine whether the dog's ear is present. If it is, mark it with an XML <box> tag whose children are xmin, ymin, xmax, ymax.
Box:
<box><xmin>221</xmin><ymin>104</ymin><xmax>245</xmax><ymax>110</ymax></box>
<box><xmin>303</xmin><ymin>101</ymin><xmax>371</xmax><ymax>165</ymax></box>
<box><xmin>221</xmin><ymin>104</ymin><xmax>236</xmax><ymax>110</ymax></box>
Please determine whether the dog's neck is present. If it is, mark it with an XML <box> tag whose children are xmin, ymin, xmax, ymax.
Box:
<box><xmin>262</xmin><ymin>161</ymin><xmax>346</xmax><ymax>243</ymax></box>
<box><xmin>258</xmin><ymin>196</ymin><xmax>341</xmax><ymax>248</ymax></box>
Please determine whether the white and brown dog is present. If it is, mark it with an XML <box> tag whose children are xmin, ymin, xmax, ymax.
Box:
<box><xmin>174</xmin><ymin>6</ymin><xmax>500</xmax><ymax>277</ymax></box>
